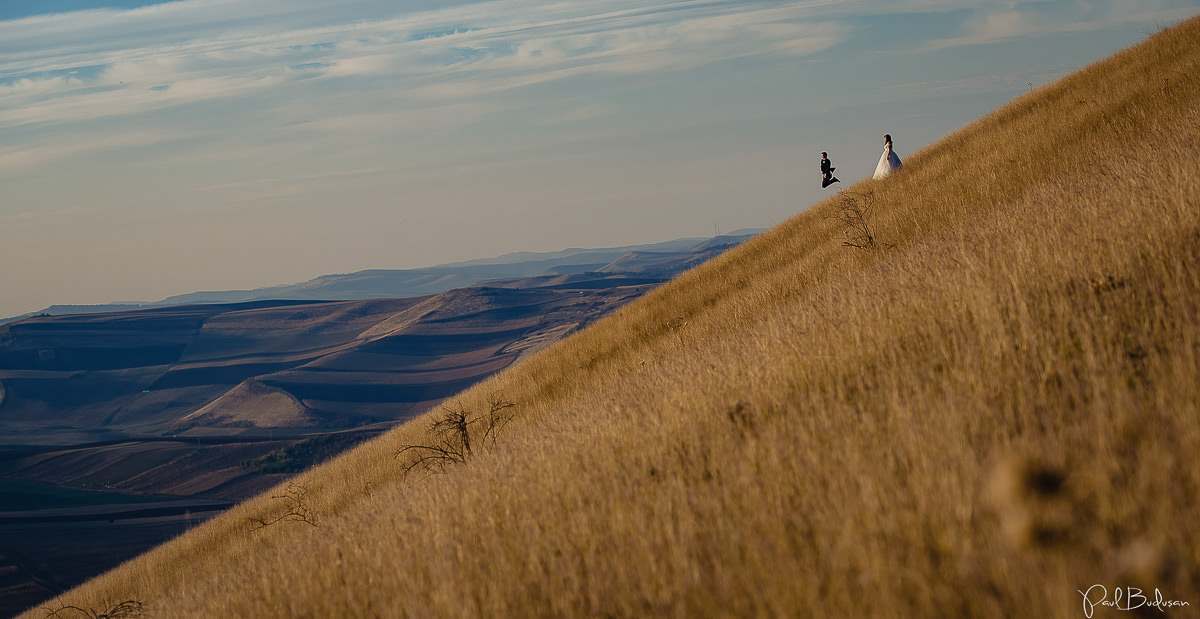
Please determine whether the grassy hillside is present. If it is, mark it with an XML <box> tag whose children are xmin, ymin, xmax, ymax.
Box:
<box><xmin>28</xmin><ymin>17</ymin><xmax>1200</xmax><ymax>618</ymax></box>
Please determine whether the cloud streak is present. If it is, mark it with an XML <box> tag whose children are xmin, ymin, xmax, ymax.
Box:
<box><xmin>0</xmin><ymin>2</ymin><xmax>842</xmax><ymax>129</ymax></box>
<box><xmin>0</xmin><ymin>0</ymin><xmax>867</xmax><ymax>179</ymax></box>
<box><xmin>7</xmin><ymin>0</ymin><xmax>1182</xmax><ymax>166</ymax></box>
<box><xmin>922</xmin><ymin>0</ymin><xmax>1200</xmax><ymax>50</ymax></box>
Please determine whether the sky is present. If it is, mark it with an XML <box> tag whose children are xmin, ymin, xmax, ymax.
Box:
<box><xmin>2</xmin><ymin>0</ymin><xmax>1198</xmax><ymax>318</ymax></box>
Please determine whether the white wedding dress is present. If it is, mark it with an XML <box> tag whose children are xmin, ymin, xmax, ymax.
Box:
<box><xmin>873</xmin><ymin>143</ymin><xmax>902</xmax><ymax>180</ymax></box>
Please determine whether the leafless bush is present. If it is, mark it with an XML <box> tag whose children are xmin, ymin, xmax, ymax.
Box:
<box><xmin>395</xmin><ymin>393</ymin><xmax>516</xmax><ymax>476</ymax></box>
<box><xmin>44</xmin><ymin>600</ymin><xmax>144</xmax><ymax>619</ymax></box>
<box><xmin>249</xmin><ymin>483</ymin><xmax>319</xmax><ymax>529</ymax></box>
<box><xmin>830</xmin><ymin>190</ymin><xmax>888</xmax><ymax>250</ymax></box>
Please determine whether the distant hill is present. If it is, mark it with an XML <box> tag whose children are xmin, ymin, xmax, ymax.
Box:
<box><xmin>25</xmin><ymin>17</ymin><xmax>1200</xmax><ymax>619</ymax></box>
<box><xmin>4</xmin><ymin>232</ymin><xmax>761</xmax><ymax>323</ymax></box>
<box><xmin>0</xmin><ymin>232</ymin><xmax>761</xmax><ymax>444</ymax></box>
<box><xmin>0</xmin><ymin>231</ymin><xmax>755</xmax><ymax>614</ymax></box>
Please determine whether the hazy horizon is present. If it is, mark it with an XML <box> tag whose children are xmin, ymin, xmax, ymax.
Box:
<box><xmin>3</xmin><ymin>0</ymin><xmax>1198</xmax><ymax>319</ymax></box>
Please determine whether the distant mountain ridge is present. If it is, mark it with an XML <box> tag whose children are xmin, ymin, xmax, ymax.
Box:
<box><xmin>0</xmin><ymin>230</ymin><xmax>761</xmax><ymax>447</ymax></box>
<box><xmin>5</xmin><ymin>231</ymin><xmax>761</xmax><ymax>323</ymax></box>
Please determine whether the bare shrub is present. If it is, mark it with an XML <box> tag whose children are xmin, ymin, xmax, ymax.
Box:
<box><xmin>44</xmin><ymin>600</ymin><xmax>144</xmax><ymax>619</ymax></box>
<box><xmin>830</xmin><ymin>190</ymin><xmax>889</xmax><ymax>250</ymax></box>
<box><xmin>249</xmin><ymin>483</ymin><xmax>319</xmax><ymax>529</ymax></box>
<box><xmin>395</xmin><ymin>393</ymin><xmax>516</xmax><ymax>476</ymax></box>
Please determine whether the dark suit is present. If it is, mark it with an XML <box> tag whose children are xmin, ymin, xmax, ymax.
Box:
<box><xmin>821</xmin><ymin>157</ymin><xmax>839</xmax><ymax>188</ymax></box>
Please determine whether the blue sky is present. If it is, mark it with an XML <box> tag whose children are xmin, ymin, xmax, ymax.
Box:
<box><xmin>2</xmin><ymin>0</ymin><xmax>1198</xmax><ymax>317</ymax></box>
<box><xmin>0</xmin><ymin>1</ymin><xmax>170</xmax><ymax>20</ymax></box>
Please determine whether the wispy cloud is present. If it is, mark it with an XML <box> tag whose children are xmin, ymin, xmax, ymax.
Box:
<box><xmin>192</xmin><ymin>166</ymin><xmax>389</xmax><ymax>204</ymax></box>
<box><xmin>922</xmin><ymin>0</ymin><xmax>1200</xmax><ymax>50</ymax></box>
<box><xmin>2</xmin><ymin>0</ymin><xmax>1193</xmax><ymax>169</ymax></box>
<box><xmin>0</xmin><ymin>126</ymin><xmax>191</xmax><ymax>170</ymax></box>
<box><xmin>0</xmin><ymin>0</ymin><xmax>862</xmax><ymax>173</ymax></box>
<box><xmin>0</xmin><ymin>1</ymin><xmax>844</xmax><ymax>127</ymax></box>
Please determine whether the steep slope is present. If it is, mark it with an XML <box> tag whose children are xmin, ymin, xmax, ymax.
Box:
<box><xmin>30</xmin><ymin>18</ymin><xmax>1200</xmax><ymax>619</ymax></box>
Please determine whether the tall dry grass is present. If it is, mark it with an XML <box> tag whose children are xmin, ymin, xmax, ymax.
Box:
<box><xmin>28</xmin><ymin>16</ymin><xmax>1200</xmax><ymax>619</ymax></box>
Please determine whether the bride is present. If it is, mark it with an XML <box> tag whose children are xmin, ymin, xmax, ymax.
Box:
<box><xmin>873</xmin><ymin>134</ymin><xmax>902</xmax><ymax>179</ymax></box>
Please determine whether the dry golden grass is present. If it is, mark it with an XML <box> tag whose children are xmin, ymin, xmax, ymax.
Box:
<box><xmin>29</xmin><ymin>16</ymin><xmax>1200</xmax><ymax>618</ymax></box>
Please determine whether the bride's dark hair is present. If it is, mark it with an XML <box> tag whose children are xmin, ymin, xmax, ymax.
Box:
<box><xmin>884</xmin><ymin>133</ymin><xmax>892</xmax><ymax>145</ymax></box>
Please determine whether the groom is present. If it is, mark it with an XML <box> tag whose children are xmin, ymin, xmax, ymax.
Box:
<box><xmin>821</xmin><ymin>152</ymin><xmax>840</xmax><ymax>188</ymax></box>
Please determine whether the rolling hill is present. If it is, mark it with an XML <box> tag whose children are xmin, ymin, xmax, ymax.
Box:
<box><xmin>0</xmin><ymin>233</ymin><xmax>758</xmax><ymax>445</ymax></box>
<box><xmin>0</xmin><ymin>289</ymin><xmax>640</xmax><ymax>441</ymax></box>
<box><xmin>22</xmin><ymin>16</ymin><xmax>1200</xmax><ymax>619</ymax></box>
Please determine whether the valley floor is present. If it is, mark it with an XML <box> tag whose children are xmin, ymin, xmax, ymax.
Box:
<box><xmin>0</xmin><ymin>503</ymin><xmax>225</xmax><ymax>618</ymax></box>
